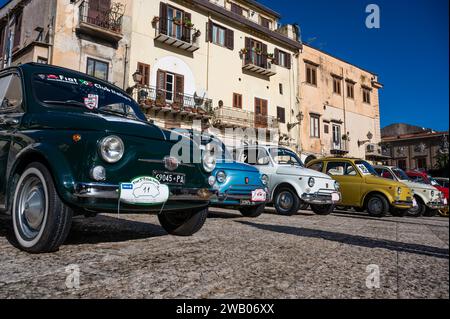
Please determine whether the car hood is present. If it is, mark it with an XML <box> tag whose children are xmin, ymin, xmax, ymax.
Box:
<box><xmin>364</xmin><ymin>175</ymin><xmax>405</xmax><ymax>187</ymax></box>
<box><xmin>27</xmin><ymin>110</ymin><xmax>168</xmax><ymax>141</ymax></box>
<box><xmin>398</xmin><ymin>180</ymin><xmax>436</xmax><ymax>191</ymax></box>
<box><xmin>216</xmin><ymin>160</ymin><xmax>260</xmax><ymax>173</ymax></box>
<box><xmin>276</xmin><ymin>165</ymin><xmax>333</xmax><ymax>180</ymax></box>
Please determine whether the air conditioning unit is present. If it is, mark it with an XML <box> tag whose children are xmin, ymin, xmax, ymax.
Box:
<box><xmin>366</xmin><ymin>144</ymin><xmax>375</xmax><ymax>153</ymax></box>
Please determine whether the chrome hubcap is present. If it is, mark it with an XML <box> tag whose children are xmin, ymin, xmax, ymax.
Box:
<box><xmin>18</xmin><ymin>176</ymin><xmax>46</xmax><ymax>240</ymax></box>
<box><xmin>278</xmin><ymin>192</ymin><xmax>294</xmax><ymax>210</ymax></box>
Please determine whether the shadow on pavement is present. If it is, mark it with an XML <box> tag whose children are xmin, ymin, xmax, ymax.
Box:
<box><xmin>65</xmin><ymin>214</ymin><xmax>167</xmax><ymax>245</ymax></box>
<box><xmin>236</xmin><ymin>220</ymin><xmax>450</xmax><ymax>260</ymax></box>
<box><xmin>208</xmin><ymin>210</ymin><xmax>243</xmax><ymax>219</ymax></box>
<box><xmin>332</xmin><ymin>211</ymin><xmax>449</xmax><ymax>227</ymax></box>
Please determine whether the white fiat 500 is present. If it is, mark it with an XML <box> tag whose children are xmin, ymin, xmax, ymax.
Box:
<box><xmin>235</xmin><ymin>146</ymin><xmax>341</xmax><ymax>216</ymax></box>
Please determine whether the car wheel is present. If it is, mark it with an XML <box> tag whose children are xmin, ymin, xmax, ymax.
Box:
<box><xmin>12</xmin><ymin>163</ymin><xmax>73</xmax><ymax>253</ymax></box>
<box><xmin>365</xmin><ymin>194</ymin><xmax>388</xmax><ymax>217</ymax></box>
<box><xmin>158</xmin><ymin>208</ymin><xmax>208</xmax><ymax>236</ymax></box>
<box><xmin>310</xmin><ymin>204</ymin><xmax>335</xmax><ymax>215</ymax></box>
<box><xmin>406</xmin><ymin>196</ymin><xmax>426</xmax><ymax>217</ymax></box>
<box><xmin>424</xmin><ymin>208</ymin><xmax>438</xmax><ymax>217</ymax></box>
<box><xmin>391</xmin><ymin>208</ymin><xmax>407</xmax><ymax>217</ymax></box>
<box><xmin>274</xmin><ymin>187</ymin><xmax>300</xmax><ymax>216</ymax></box>
<box><xmin>239</xmin><ymin>204</ymin><xmax>265</xmax><ymax>218</ymax></box>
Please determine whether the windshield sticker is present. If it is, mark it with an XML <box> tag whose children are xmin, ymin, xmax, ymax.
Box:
<box><xmin>79</xmin><ymin>79</ymin><xmax>94</xmax><ymax>87</ymax></box>
<box><xmin>42</xmin><ymin>74</ymin><xmax>79</xmax><ymax>85</ymax></box>
<box><xmin>357</xmin><ymin>164</ymin><xmax>371</xmax><ymax>175</ymax></box>
<box><xmin>84</xmin><ymin>94</ymin><xmax>99</xmax><ymax>110</ymax></box>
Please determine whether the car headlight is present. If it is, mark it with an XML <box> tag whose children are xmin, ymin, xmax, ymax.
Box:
<box><xmin>203</xmin><ymin>154</ymin><xmax>216</xmax><ymax>173</ymax></box>
<box><xmin>261</xmin><ymin>174</ymin><xmax>269</xmax><ymax>186</ymax></box>
<box><xmin>431</xmin><ymin>190</ymin><xmax>435</xmax><ymax>197</ymax></box>
<box><xmin>99</xmin><ymin>135</ymin><xmax>124</xmax><ymax>163</ymax></box>
<box><xmin>335</xmin><ymin>181</ymin><xmax>340</xmax><ymax>191</ymax></box>
<box><xmin>308</xmin><ymin>177</ymin><xmax>315</xmax><ymax>188</ymax></box>
<box><xmin>216</xmin><ymin>171</ymin><xmax>227</xmax><ymax>183</ymax></box>
<box><xmin>397</xmin><ymin>187</ymin><xmax>402</xmax><ymax>195</ymax></box>
<box><xmin>208</xmin><ymin>176</ymin><xmax>216</xmax><ymax>186</ymax></box>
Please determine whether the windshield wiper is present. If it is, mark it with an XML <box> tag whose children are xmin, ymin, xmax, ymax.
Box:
<box><xmin>43</xmin><ymin>100</ymin><xmax>86</xmax><ymax>107</ymax></box>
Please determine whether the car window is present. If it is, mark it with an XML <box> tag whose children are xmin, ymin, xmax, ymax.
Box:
<box><xmin>327</xmin><ymin>162</ymin><xmax>358</xmax><ymax>176</ymax></box>
<box><xmin>0</xmin><ymin>74</ymin><xmax>24</xmax><ymax>113</ymax></box>
<box><xmin>240</xmin><ymin>148</ymin><xmax>271</xmax><ymax>166</ymax></box>
<box><xmin>326</xmin><ymin>162</ymin><xmax>358</xmax><ymax>176</ymax></box>
<box><xmin>269</xmin><ymin>148</ymin><xmax>303</xmax><ymax>167</ymax></box>
<box><xmin>308</xmin><ymin>162</ymin><xmax>323</xmax><ymax>172</ymax></box>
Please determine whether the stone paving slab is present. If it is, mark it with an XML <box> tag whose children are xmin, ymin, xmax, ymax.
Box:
<box><xmin>0</xmin><ymin>208</ymin><xmax>448</xmax><ymax>299</ymax></box>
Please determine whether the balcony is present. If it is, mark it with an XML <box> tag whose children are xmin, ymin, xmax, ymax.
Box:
<box><xmin>242</xmin><ymin>49</ymin><xmax>277</xmax><ymax>77</ymax></box>
<box><xmin>213</xmin><ymin>106</ymin><xmax>279</xmax><ymax>130</ymax></box>
<box><xmin>134</xmin><ymin>86</ymin><xmax>212</xmax><ymax>118</ymax></box>
<box><xmin>330</xmin><ymin>139</ymin><xmax>349</xmax><ymax>156</ymax></box>
<box><xmin>78</xmin><ymin>1</ymin><xmax>124</xmax><ymax>43</ymax></box>
<box><xmin>153</xmin><ymin>17</ymin><xmax>200</xmax><ymax>52</ymax></box>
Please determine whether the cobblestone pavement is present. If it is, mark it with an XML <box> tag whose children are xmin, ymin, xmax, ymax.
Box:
<box><xmin>0</xmin><ymin>208</ymin><xmax>448</xmax><ymax>299</ymax></box>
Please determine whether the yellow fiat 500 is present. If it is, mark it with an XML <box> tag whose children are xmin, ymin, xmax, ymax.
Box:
<box><xmin>306</xmin><ymin>158</ymin><xmax>414</xmax><ymax>217</ymax></box>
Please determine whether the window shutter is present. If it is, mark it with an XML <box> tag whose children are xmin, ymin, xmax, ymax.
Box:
<box><xmin>159</xmin><ymin>2</ymin><xmax>168</xmax><ymax>35</ymax></box>
<box><xmin>286</xmin><ymin>53</ymin><xmax>291</xmax><ymax>69</ymax></box>
<box><xmin>156</xmin><ymin>69</ymin><xmax>166</xmax><ymax>100</ymax></box>
<box><xmin>261</xmin><ymin>43</ymin><xmax>268</xmax><ymax>67</ymax></box>
<box><xmin>182</xmin><ymin>12</ymin><xmax>192</xmax><ymax>43</ymax></box>
<box><xmin>175</xmin><ymin>74</ymin><xmax>184</xmax><ymax>105</ymax></box>
<box><xmin>207</xmin><ymin>20</ymin><xmax>213</xmax><ymax>42</ymax></box>
<box><xmin>138</xmin><ymin>63</ymin><xmax>150</xmax><ymax>86</ymax></box>
<box><xmin>225</xmin><ymin>29</ymin><xmax>234</xmax><ymax>50</ymax></box>
<box><xmin>274</xmin><ymin>48</ymin><xmax>279</xmax><ymax>65</ymax></box>
<box><xmin>245</xmin><ymin>37</ymin><xmax>252</xmax><ymax>65</ymax></box>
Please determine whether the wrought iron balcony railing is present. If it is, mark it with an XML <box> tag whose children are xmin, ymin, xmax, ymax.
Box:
<box><xmin>213</xmin><ymin>106</ymin><xmax>279</xmax><ymax>130</ymax></box>
<box><xmin>78</xmin><ymin>1</ymin><xmax>123</xmax><ymax>36</ymax></box>
<box><xmin>330</xmin><ymin>138</ymin><xmax>349</xmax><ymax>155</ymax></box>
<box><xmin>242</xmin><ymin>49</ymin><xmax>277</xmax><ymax>77</ymax></box>
<box><xmin>134</xmin><ymin>86</ymin><xmax>213</xmax><ymax>116</ymax></box>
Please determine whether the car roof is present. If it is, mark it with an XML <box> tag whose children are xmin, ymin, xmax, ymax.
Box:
<box><xmin>310</xmin><ymin>157</ymin><xmax>363</xmax><ymax>162</ymax></box>
<box><xmin>6</xmin><ymin>63</ymin><xmax>128</xmax><ymax>95</ymax></box>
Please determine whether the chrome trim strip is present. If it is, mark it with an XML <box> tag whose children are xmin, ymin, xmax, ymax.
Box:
<box><xmin>138</xmin><ymin>159</ymin><xmax>195</xmax><ymax>168</ymax></box>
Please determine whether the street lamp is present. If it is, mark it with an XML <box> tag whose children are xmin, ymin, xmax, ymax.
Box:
<box><xmin>132</xmin><ymin>69</ymin><xmax>143</xmax><ymax>85</ymax></box>
<box><xmin>358</xmin><ymin>131</ymin><xmax>374</xmax><ymax>147</ymax></box>
<box><xmin>287</xmin><ymin>111</ymin><xmax>304</xmax><ymax>131</ymax></box>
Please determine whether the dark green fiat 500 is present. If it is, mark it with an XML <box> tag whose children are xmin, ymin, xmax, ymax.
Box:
<box><xmin>0</xmin><ymin>63</ymin><xmax>216</xmax><ymax>253</ymax></box>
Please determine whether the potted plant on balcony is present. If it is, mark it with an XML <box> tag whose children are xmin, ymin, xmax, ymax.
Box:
<box><xmin>173</xmin><ymin>17</ymin><xmax>182</xmax><ymax>25</ymax></box>
<box><xmin>183</xmin><ymin>18</ymin><xmax>194</xmax><ymax>29</ymax></box>
<box><xmin>152</xmin><ymin>16</ymin><xmax>160</xmax><ymax>26</ymax></box>
<box><xmin>266</xmin><ymin>53</ymin><xmax>275</xmax><ymax>61</ymax></box>
<box><xmin>239</xmin><ymin>48</ymin><xmax>248</xmax><ymax>57</ymax></box>
<box><xmin>255</xmin><ymin>48</ymin><xmax>262</xmax><ymax>55</ymax></box>
<box><xmin>155</xmin><ymin>90</ymin><xmax>166</xmax><ymax>108</ymax></box>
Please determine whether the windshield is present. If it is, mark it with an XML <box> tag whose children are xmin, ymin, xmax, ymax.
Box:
<box><xmin>429</xmin><ymin>177</ymin><xmax>440</xmax><ymax>187</ymax></box>
<box><xmin>392</xmin><ymin>168</ymin><xmax>411</xmax><ymax>181</ymax></box>
<box><xmin>269</xmin><ymin>148</ymin><xmax>303</xmax><ymax>166</ymax></box>
<box><xmin>354</xmin><ymin>160</ymin><xmax>377</xmax><ymax>176</ymax></box>
<box><xmin>32</xmin><ymin>73</ymin><xmax>146</xmax><ymax>121</ymax></box>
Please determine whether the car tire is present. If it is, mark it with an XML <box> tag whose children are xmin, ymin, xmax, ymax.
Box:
<box><xmin>406</xmin><ymin>196</ymin><xmax>426</xmax><ymax>217</ymax></box>
<box><xmin>365</xmin><ymin>194</ymin><xmax>389</xmax><ymax>217</ymax></box>
<box><xmin>12</xmin><ymin>162</ymin><xmax>73</xmax><ymax>253</ymax></box>
<box><xmin>158</xmin><ymin>208</ymin><xmax>208</xmax><ymax>236</ymax></box>
<box><xmin>274</xmin><ymin>187</ymin><xmax>300</xmax><ymax>216</ymax></box>
<box><xmin>239</xmin><ymin>204</ymin><xmax>265</xmax><ymax>218</ymax></box>
<box><xmin>310</xmin><ymin>204</ymin><xmax>335</xmax><ymax>215</ymax></box>
<box><xmin>391</xmin><ymin>208</ymin><xmax>408</xmax><ymax>217</ymax></box>
<box><xmin>424</xmin><ymin>208</ymin><xmax>438</xmax><ymax>217</ymax></box>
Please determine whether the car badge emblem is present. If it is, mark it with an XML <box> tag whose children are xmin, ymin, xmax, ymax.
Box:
<box><xmin>164</xmin><ymin>156</ymin><xmax>179</xmax><ymax>171</ymax></box>
<box><xmin>326</xmin><ymin>183</ymin><xmax>329</xmax><ymax>188</ymax></box>
<box><xmin>245</xmin><ymin>177</ymin><xmax>249</xmax><ymax>184</ymax></box>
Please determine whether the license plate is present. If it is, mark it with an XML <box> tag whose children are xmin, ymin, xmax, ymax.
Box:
<box><xmin>413</xmin><ymin>198</ymin><xmax>418</xmax><ymax>207</ymax></box>
<box><xmin>153</xmin><ymin>171</ymin><xmax>186</xmax><ymax>185</ymax></box>
<box><xmin>251</xmin><ymin>189</ymin><xmax>267</xmax><ymax>202</ymax></box>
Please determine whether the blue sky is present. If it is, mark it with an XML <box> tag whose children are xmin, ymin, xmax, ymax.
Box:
<box><xmin>258</xmin><ymin>0</ymin><xmax>449</xmax><ymax>131</ymax></box>
<box><xmin>1</xmin><ymin>0</ymin><xmax>448</xmax><ymax>131</ymax></box>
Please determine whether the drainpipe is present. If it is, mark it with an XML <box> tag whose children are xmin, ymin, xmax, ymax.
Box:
<box><xmin>123</xmin><ymin>44</ymin><xmax>129</xmax><ymax>89</ymax></box>
<box><xmin>341</xmin><ymin>66</ymin><xmax>348</xmax><ymax>152</ymax></box>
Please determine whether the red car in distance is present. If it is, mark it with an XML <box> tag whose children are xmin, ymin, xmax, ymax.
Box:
<box><xmin>406</xmin><ymin>170</ymin><xmax>449</xmax><ymax>215</ymax></box>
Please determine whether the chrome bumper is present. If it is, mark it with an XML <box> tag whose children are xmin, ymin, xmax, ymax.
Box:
<box><xmin>392</xmin><ymin>200</ymin><xmax>414</xmax><ymax>207</ymax></box>
<box><xmin>301</xmin><ymin>192</ymin><xmax>340</xmax><ymax>205</ymax></box>
<box><xmin>427</xmin><ymin>201</ymin><xmax>447</xmax><ymax>210</ymax></box>
<box><xmin>73</xmin><ymin>183</ymin><xmax>212</xmax><ymax>202</ymax></box>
